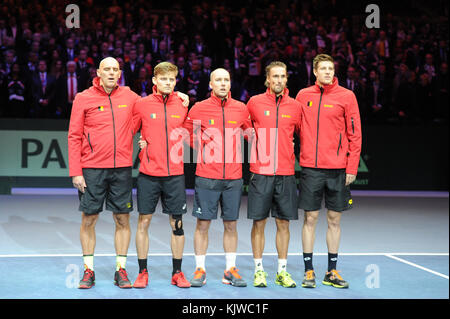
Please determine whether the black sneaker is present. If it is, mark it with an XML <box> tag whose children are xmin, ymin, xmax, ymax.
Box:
<box><xmin>322</xmin><ymin>269</ymin><xmax>349</xmax><ymax>288</ymax></box>
<box><xmin>79</xmin><ymin>268</ymin><xmax>95</xmax><ymax>289</ymax></box>
<box><xmin>114</xmin><ymin>267</ymin><xmax>132</xmax><ymax>288</ymax></box>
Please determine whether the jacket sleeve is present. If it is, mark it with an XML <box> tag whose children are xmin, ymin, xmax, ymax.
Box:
<box><xmin>295</xmin><ymin>101</ymin><xmax>302</xmax><ymax>138</ymax></box>
<box><xmin>67</xmin><ymin>94</ymin><xmax>85</xmax><ymax>177</ymax></box>
<box><xmin>241</xmin><ymin>104</ymin><xmax>254</xmax><ymax>142</ymax></box>
<box><xmin>132</xmin><ymin>99</ymin><xmax>142</xmax><ymax>136</ymax></box>
<box><xmin>182</xmin><ymin>105</ymin><xmax>200</xmax><ymax>150</ymax></box>
<box><xmin>345</xmin><ymin>92</ymin><xmax>362</xmax><ymax>175</ymax></box>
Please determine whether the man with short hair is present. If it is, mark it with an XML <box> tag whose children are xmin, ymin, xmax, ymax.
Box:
<box><xmin>132</xmin><ymin>62</ymin><xmax>191</xmax><ymax>288</ymax></box>
<box><xmin>183</xmin><ymin>68</ymin><xmax>252</xmax><ymax>287</ymax></box>
<box><xmin>247</xmin><ymin>61</ymin><xmax>302</xmax><ymax>288</ymax></box>
<box><xmin>68</xmin><ymin>57</ymin><xmax>140</xmax><ymax>289</ymax></box>
<box><xmin>295</xmin><ymin>53</ymin><xmax>362</xmax><ymax>289</ymax></box>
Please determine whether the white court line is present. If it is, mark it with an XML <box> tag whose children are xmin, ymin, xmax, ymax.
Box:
<box><xmin>0</xmin><ymin>252</ymin><xmax>448</xmax><ymax>258</ymax></box>
<box><xmin>385</xmin><ymin>254</ymin><xmax>449</xmax><ymax>280</ymax></box>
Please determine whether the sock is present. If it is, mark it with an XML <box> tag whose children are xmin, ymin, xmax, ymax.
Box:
<box><xmin>328</xmin><ymin>253</ymin><xmax>338</xmax><ymax>271</ymax></box>
<box><xmin>254</xmin><ymin>258</ymin><xmax>264</xmax><ymax>273</ymax></box>
<box><xmin>225</xmin><ymin>252</ymin><xmax>236</xmax><ymax>270</ymax></box>
<box><xmin>303</xmin><ymin>252</ymin><xmax>313</xmax><ymax>271</ymax></box>
<box><xmin>172</xmin><ymin>258</ymin><xmax>182</xmax><ymax>275</ymax></box>
<box><xmin>278</xmin><ymin>259</ymin><xmax>287</xmax><ymax>273</ymax></box>
<box><xmin>83</xmin><ymin>254</ymin><xmax>94</xmax><ymax>270</ymax></box>
<box><xmin>116</xmin><ymin>255</ymin><xmax>127</xmax><ymax>271</ymax></box>
<box><xmin>195</xmin><ymin>255</ymin><xmax>206</xmax><ymax>270</ymax></box>
<box><xmin>138</xmin><ymin>258</ymin><xmax>147</xmax><ymax>272</ymax></box>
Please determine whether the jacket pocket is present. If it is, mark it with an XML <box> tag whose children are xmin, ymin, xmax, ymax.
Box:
<box><xmin>87</xmin><ymin>133</ymin><xmax>93</xmax><ymax>153</ymax></box>
<box><xmin>337</xmin><ymin>133</ymin><xmax>342</xmax><ymax>156</ymax></box>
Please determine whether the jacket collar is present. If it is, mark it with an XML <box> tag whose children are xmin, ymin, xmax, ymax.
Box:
<box><xmin>265</xmin><ymin>87</ymin><xmax>289</xmax><ymax>102</ymax></box>
<box><xmin>93</xmin><ymin>76</ymin><xmax>119</xmax><ymax>96</ymax></box>
<box><xmin>210</xmin><ymin>90</ymin><xmax>231</xmax><ymax>106</ymax></box>
<box><xmin>315</xmin><ymin>77</ymin><xmax>339</xmax><ymax>93</ymax></box>
<box><xmin>152</xmin><ymin>85</ymin><xmax>176</xmax><ymax>102</ymax></box>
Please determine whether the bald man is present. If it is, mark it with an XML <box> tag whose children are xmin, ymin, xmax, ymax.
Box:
<box><xmin>68</xmin><ymin>57</ymin><xmax>141</xmax><ymax>289</ymax></box>
<box><xmin>183</xmin><ymin>68</ymin><xmax>252</xmax><ymax>287</ymax></box>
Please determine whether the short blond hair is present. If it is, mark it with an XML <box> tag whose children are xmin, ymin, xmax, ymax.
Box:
<box><xmin>264</xmin><ymin>61</ymin><xmax>287</xmax><ymax>87</ymax></box>
<box><xmin>313</xmin><ymin>54</ymin><xmax>334</xmax><ymax>70</ymax></box>
<box><xmin>153</xmin><ymin>61</ymin><xmax>178</xmax><ymax>77</ymax></box>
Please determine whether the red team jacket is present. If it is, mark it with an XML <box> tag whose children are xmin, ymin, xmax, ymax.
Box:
<box><xmin>295</xmin><ymin>77</ymin><xmax>362</xmax><ymax>175</ymax></box>
<box><xmin>247</xmin><ymin>88</ymin><xmax>302</xmax><ymax>176</ymax></box>
<box><xmin>68</xmin><ymin>77</ymin><xmax>140</xmax><ymax>177</ymax></box>
<box><xmin>133</xmin><ymin>87</ymin><xmax>188</xmax><ymax>177</ymax></box>
<box><xmin>183</xmin><ymin>92</ymin><xmax>252</xmax><ymax>180</ymax></box>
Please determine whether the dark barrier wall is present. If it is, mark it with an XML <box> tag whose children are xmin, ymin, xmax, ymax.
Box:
<box><xmin>0</xmin><ymin>119</ymin><xmax>448</xmax><ymax>193</ymax></box>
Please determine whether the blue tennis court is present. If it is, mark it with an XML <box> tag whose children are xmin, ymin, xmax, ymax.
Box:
<box><xmin>0</xmin><ymin>190</ymin><xmax>448</xmax><ymax>299</ymax></box>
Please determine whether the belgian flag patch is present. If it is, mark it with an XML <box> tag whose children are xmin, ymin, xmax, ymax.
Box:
<box><xmin>307</xmin><ymin>101</ymin><xmax>313</xmax><ymax>107</ymax></box>
<box><xmin>98</xmin><ymin>106</ymin><xmax>104</xmax><ymax>111</ymax></box>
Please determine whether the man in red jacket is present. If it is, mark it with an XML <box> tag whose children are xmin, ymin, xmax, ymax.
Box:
<box><xmin>295</xmin><ymin>54</ymin><xmax>362</xmax><ymax>289</ymax></box>
<box><xmin>68</xmin><ymin>57</ymin><xmax>140</xmax><ymax>289</ymax></box>
<box><xmin>247</xmin><ymin>61</ymin><xmax>302</xmax><ymax>288</ymax></box>
<box><xmin>132</xmin><ymin>62</ymin><xmax>191</xmax><ymax>288</ymax></box>
<box><xmin>183</xmin><ymin>68</ymin><xmax>252</xmax><ymax>287</ymax></box>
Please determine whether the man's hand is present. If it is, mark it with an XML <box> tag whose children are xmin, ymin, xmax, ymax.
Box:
<box><xmin>177</xmin><ymin>92</ymin><xmax>189</xmax><ymax>107</ymax></box>
<box><xmin>138</xmin><ymin>135</ymin><xmax>148</xmax><ymax>149</ymax></box>
<box><xmin>72</xmin><ymin>175</ymin><xmax>87</xmax><ymax>193</ymax></box>
<box><xmin>345</xmin><ymin>174</ymin><xmax>356</xmax><ymax>186</ymax></box>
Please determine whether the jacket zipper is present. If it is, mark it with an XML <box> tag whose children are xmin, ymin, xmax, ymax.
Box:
<box><xmin>146</xmin><ymin>144</ymin><xmax>150</xmax><ymax>163</ymax></box>
<box><xmin>221</xmin><ymin>99</ymin><xmax>226</xmax><ymax>179</ymax></box>
<box><xmin>351</xmin><ymin>117</ymin><xmax>355</xmax><ymax>134</ymax></box>
<box><xmin>315</xmin><ymin>87</ymin><xmax>324</xmax><ymax>167</ymax></box>
<box><xmin>108</xmin><ymin>92</ymin><xmax>116</xmax><ymax>168</ymax></box>
<box><xmin>337</xmin><ymin>133</ymin><xmax>341</xmax><ymax>156</ymax></box>
<box><xmin>87</xmin><ymin>133</ymin><xmax>93</xmax><ymax>153</ymax></box>
<box><xmin>274</xmin><ymin>95</ymin><xmax>281</xmax><ymax>175</ymax></box>
<box><xmin>163</xmin><ymin>95</ymin><xmax>170</xmax><ymax>176</ymax></box>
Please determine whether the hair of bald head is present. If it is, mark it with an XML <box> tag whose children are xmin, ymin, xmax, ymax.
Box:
<box><xmin>210</xmin><ymin>68</ymin><xmax>230</xmax><ymax>81</ymax></box>
<box><xmin>98</xmin><ymin>57</ymin><xmax>120</xmax><ymax>70</ymax></box>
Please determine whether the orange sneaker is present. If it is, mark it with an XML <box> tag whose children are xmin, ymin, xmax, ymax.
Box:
<box><xmin>222</xmin><ymin>267</ymin><xmax>247</xmax><ymax>287</ymax></box>
<box><xmin>171</xmin><ymin>271</ymin><xmax>191</xmax><ymax>288</ymax></box>
<box><xmin>133</xmin><ymin>269</ymin><xmax>148</xmax><ymax>288</ymax></box>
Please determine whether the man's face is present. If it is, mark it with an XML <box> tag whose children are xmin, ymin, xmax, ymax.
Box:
<box><xmin>67</xmin><ymin>63</ymin><xmax>76</xmax><ymax>74</ymax></box>
<box><xmin>191</xmin><ymin>60</ymin><xmax>201</xmax><ymax>71</ymax></box>
<box><xmin>347</xmin><ymin>67</ymin><xmax>355</xmax><ymax>79</ymax></box>
<box><xmin>130</xmin><ymin>50</ymin><xmax>137</xmax><ymax>61</ymax></box>
<box><xmin>267</xmin><ymin>66</ymin><xmax>287</xmax><ymax>95</ymax></box>
<box><xmin>210</xmin><ymin>69</ymin><xmax>231</xmax><ymax>98</ymax></box>
<box><xmin>97</xmin><ymin>58</ymin><xmax>121</xmax><ymax>89</ymax></box>
<box><xmin>79</xmin><ymin>50</ymin><xmax>87</xmax><ymax>60</ymax></box>
<box><xmin>314</xmin><ymin>61</ymin><xmax>335</xmax><ymax>85</ymax></box>
<box><xmin>152</xmin><ymin>71</ymin><xmax>177</xmax><ymax>95</ymax></box>
<box><xmin>38</xmin><ymin>61</ymin><xmax>47</xmax><ymax>72</ymax></box>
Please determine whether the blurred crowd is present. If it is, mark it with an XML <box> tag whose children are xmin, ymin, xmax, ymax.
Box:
<box><xmin>0</xmin><ymin>0</ymin><xmax>448</xmax><ymax>124</ymax></box>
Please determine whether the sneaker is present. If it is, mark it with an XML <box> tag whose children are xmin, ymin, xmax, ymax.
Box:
<box><xmin>222</xmin><ymin>267</ymin><xmax>247</xmax><ymax>287</ymax></box>
<box><xmin>171</xmin><ymin>271</ymin><xmax>191</xmax><ymax>288</ymax></box>
<box><xmin>190</xmin><ymin>267</ymin><xmax>206</xmax><ymax>287</ymax></box>
<box><xmin>78</xmin><ymin>267</ymin><xmax>95</xmax><ymax>289</ymax></box>
<box><xmin>322</xmin><ymin>269</ymin><xmax>349</xmax><ymax>288</ymax></box>
<box><xmin>114</xmin><ymin>267</ymin><xmax>132</xmax><ymax>288</ymax></box>
<box><xmin>133</xmin><ymin>269</ymin><xmax>149</xmax><ymax>288</ymax></box>
<box><xmin>275</xmin><ymin>270</ymin><xmax>297</xmax><ymax>288</ymax></box>
<box><xmin>301</xmin><ymin>270</ymin><xmax>316</xmax><ymax>288</ymax></box>
<box><xmin>253</xmin><ymin>270</ymin><xmax>268</xmax><ymax>287</ymax></box>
